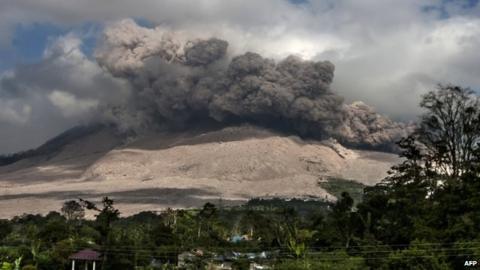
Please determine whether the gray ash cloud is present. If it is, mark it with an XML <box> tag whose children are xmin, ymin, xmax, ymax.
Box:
<box><xmin>95</xmin><ymin>19</ymin><xmax>410</xmax><ymax>150</ymax></box>
<box><xmin>338</xmin><ymin>102</ymin><xmax>414</xmax><ymax>150</ymax></box>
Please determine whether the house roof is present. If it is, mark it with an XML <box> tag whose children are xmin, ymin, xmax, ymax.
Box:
<box><xmin>69</xmin><ymin>249</ymin><xmax>101</xmax><ymax>261</ymax></box>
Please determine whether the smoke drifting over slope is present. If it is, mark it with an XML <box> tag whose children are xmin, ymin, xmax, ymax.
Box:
<box><xmin>341</xmin><ymin>102</ymin><xmax>414</xmax><ymax>149</ymax></box>
<box><xmin>93</xmin><ymin>19</ymin><xmax>410</xmax><ymax>150</ymax></box>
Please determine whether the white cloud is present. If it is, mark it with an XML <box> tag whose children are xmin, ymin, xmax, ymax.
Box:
<box><xmin>48</xmin><ymin>90</ymin><xmax>98</xmax><ymax>117</ymax></box>
<box><xmin>0</xmin><ymin>100</ymin><xmax>31</xmax><ymax>125</ymax></box>
<box><xmin>330</xmin><ymin>16</ymin><xmax>480</xmax><ymax>119</ymax></box>
<box><xmin>0</xmin><ymin>32</ymin><xmax>130</xmax><ymax>153</ymax></box>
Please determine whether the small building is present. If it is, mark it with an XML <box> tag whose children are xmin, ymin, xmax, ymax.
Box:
<box><xmin>69</xmin><ymin>249</ymin><xmax>101</xmax><ymax>270</ymax></box>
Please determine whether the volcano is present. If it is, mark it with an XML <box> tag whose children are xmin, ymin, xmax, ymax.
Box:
<box><xmin>0</xmin><ymin>124</ymin><xmax>400</xmax><ymax>218</ymax></box>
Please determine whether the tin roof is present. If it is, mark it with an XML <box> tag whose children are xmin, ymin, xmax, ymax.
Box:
<box><xmin>69</xmin><ymin>249</ymin><xmax>101</xmax><ymax>261</ymax></box>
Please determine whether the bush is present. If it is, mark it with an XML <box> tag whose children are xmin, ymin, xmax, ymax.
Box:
<box><xmin>22</xmin><ymin>265</ymin><xmax>36</xmax><ymax>270</ymax></box>
<box><xmin>231</xmin><ymin>259</ymin><xmax>250</xmax><ymax>270</ymax></box>
<box><xmin>1</xmin><ymin>262</ymin><xmax>13</xmax><ymax>270</ymax></box>
<box><xmin>275</xmin><ymin>253</ymin><xmax>366</xmax><ymax>270</ymax></box>
<box><xmin>378</xmin><ymin>241</ymin><xmax>450</xmax><ymax>270</ymax></box>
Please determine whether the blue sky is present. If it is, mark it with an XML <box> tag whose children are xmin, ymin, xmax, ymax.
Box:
<box><xmin>0</xmin><ymin>23</ymin><xmax>99</xmax><ymax>72</ymax></box>
<box><xmin>0</xmin><ymin>24</ymin><xmax>65</xmax><ymax>71</ymax></box>
<box><xmin>422</xmin><ymin>0</ymin><xmax>479</xmax><ymax>18</ymax></box>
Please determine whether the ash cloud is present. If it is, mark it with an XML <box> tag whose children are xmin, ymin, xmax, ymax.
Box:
<box><xmin>207</xmin><ymin>52</ymin><xmax>344</xmax><ymax>137</ymax></box>
<box><xmin>338</xmin><ymin>102</ymin><xmax>415</xmax><ymax>150</ymax></box>
<box><xmin>0</xmin><ymin>19</ymin><xmax>411</xmax><ymax>154</ymax></box>
<box><xmin>95</xmin><ymin>19</ymin><xmax>409</xmax><ymax>150</ymax></box>
<box><xmin>185</xmin><ymin>38</ymin><xmax>228</xmax><ymax>66</ymax></box>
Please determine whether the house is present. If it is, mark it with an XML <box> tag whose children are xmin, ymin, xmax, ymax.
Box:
<box><xmin>69</xmin><ymin>249</ymin><xmax>101</xmax><ymax>270</ymax></box>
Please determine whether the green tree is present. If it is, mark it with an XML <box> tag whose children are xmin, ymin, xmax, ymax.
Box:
<box><xmin>0</xmin><ymin>221</ymin><xmax>12</xmax><ymax>243</ymax></box>
<box><xmin>61</xmin><ymin>200</ymin><xmax>85</xmax><ymax>221</ymax></box>
<box><xmin>417</xmin><ymin>84</ymin><xmax>480</xmax><ymax>180</ymax></box>
<box><xmin>80</xmin><ymin>197</ymin><xmax>120</xmax><ymax>270</ymax></box>
<box><xmin>330</xmin><ymin>192</ymin><xmax>359</xmax><ymax>249</ymax></box>
<box><xmin>197</xmin><ymin>202</ymin><xmax>217</xmax><ymax>240</ymax></box>
<box><xmin>358</xmin><ymin>84</ymin><xmax>480</xmax><ymax>268</ymax></box>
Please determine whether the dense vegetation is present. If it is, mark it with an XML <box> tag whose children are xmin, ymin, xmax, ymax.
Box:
<box><xmin>1</xmin><ymin>84</ymin><xmax>479</xmax><ymax>269</ymax></box>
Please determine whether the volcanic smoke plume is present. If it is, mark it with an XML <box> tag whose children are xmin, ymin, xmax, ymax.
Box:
<box><xmin>96</xmin><ymin>19</ymin><xmax>410</xmax><ymax>150</ymax></box>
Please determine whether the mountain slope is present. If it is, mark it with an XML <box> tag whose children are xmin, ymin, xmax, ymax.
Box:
<box><xmin>0</xmin><ymin>125</ymin><xmax>400</xmax><ymax>218</ymax></box>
